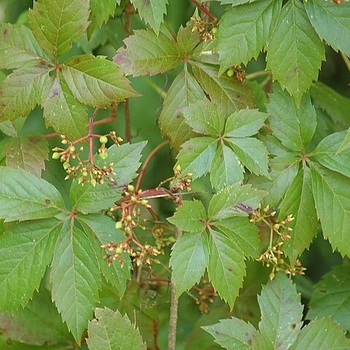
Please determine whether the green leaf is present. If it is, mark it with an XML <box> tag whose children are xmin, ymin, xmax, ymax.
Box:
<box><xmin>159</xmin><ymin>69</ymin><xmax>205</xmax><ymax>149</ymax></box>
<box><xmin>170</xmin><ymin>231</ymin><xmax>208</xmax><ymax>297</ymax></box>
<box><xmin>0</xmin><ymin>23</ymin><xmax>47</xmax><ymax>69</ymax></box>
<box><xmin>214</xmin><ymin>217</ymin><xmax>260</xmax><ymax>258</ymax></box>
<box><xmin>0</xmin><ymin>167</ymin><xmax>65</xmax><ymax>222</ymax></box>
<box><xmin>182</xmin><ymin>99</ymin><xmax>225</xmax><ymax>136</ymax></box>
<box><xmin>62</xmin><ymin>54</ymin><xmax>138</xmax><ymax>107</ymax></box>
<box><xmin>42</xmin><ymin>75</ymin><xmax>87</xmax><ymax>140</ymax></box>
<box><xmin>0</xmin><ymin>66</ymin><xmax>48</xmax><ymax>121</ymax></box>
<box><xmin>0</xmin><ymin>219</ymin><xmax>61</xmax><ymax>310</ymax></box>
<box><xmin>307</xmin><ymin>264</ymin><xmax>350</xmax><ymax>331</ymax></box>
<box><xmin>176</xmin><ymin>137</ymin><xmax>217</xmax><ymax>179</ymax></box>
<box><xmin>227</xmin><ymin>137</ymin><xmax>269</xmax><ymax>177</ymax></box>
<box><xmin>311</xmin><ymin>165</ymin><xmax>350</xmax><ymax>257</ymax></box>
<box><xmin>304</xmin><ymin>0</ymin><xmax>350</xmax><ymax>56</ymax></box>
<box><xmin>313</xmin><ymin>131</ymin><xmax>350</xmax><ymax>177</ymax></box>
<box><xmin>0</xmin><ymin>117</ymin><xmax>26</xmax><ymax>138</ymax></box>
<box><xmin>0</xmin><ymin>287</ymin><xmax>69</xmax><ymax>345</ymax></box>
<box><xmin>167</xmin><ymin>200</ymin><xmax>207</xmax><ymax>232</ymax></box>
<box><xmin>176</xmin><ymin>22</ymin><xmax>201</xmax><ymax>57</ymax></box>
<box><xmin>267</xmin><ymin>84</ymin><xmax>317</xmax><ymax>151</ymax></box>
<box><xmin>192</xmin><ymin>62</ymin><xmax>254</xmax><ymax>116</ymax></box>
<box><xmin>258</xmin><ymin>273</ymin><xmax>303</xmax><ymax>349</ymax></box>
<box><xmin>203</xmin><ymin>317</ymin><xmax>255</xmax><ymax>350</ymax></box>
<box><xmin>131</xmin><ymin>0</ymin><xmax>168</xmax><ymax>35</ymax></box>
<box><xmin>210</xmin><ymin>144</ymin><xmax>244</xmax><ymax>189</ymax></box>
<box><xmin>218</xmin><ymin>0</ymin><xmax>257</xmax><ymax>4</ymax></box>
<box><xmin>28</xmin><ymin>0</ymin><xmax>90</xmax><ymax>57</ymax></box>
<box><xmin>217</xmin><ymin>0</ymin><xmax>281</xmax><ymax>72</ymax></box>
<box><xmin>78</xmin><ymin>214</ymin><xmax>131</xmax><ymax>297</ymax></box>
<box><xmin>289</xmin><ymin>317</ymin><xmax>350</xmax><ymax>350</ymax></box>
<box><xmin>51</xmin><ymin>224</ymin><xmax>100</xmax><ymax>343</ymax></box>
<box><xmin>114</xmin><ymin>30</ymin><xmax>179</xmax><ymax>76</ymax></box>
<box><xmin>88</xmin><ymin>0</ymin><xmax>116</xmax><ymax>38</ymax></box>
<box><xmin>5</xmin><ymin>133</ymin><xmax>48</xmax><ymax>178</ymax></box>
<box><xmin>278</xmin><ymin>167</ymin><xmax>318</xmax><ymax>263</ymax></box>
<box><xmin>310</xmin><ymin>82</ymin><xmax>350</xmax><ymax>126</ymax></box>
<box><xmin>224</xmin><ymin>109</ymin><xmax>268</xmax><ymax>138</ymax></box>
<box><xmin>208</xmin><ymin>183</ymin><xmax>266</xmax><ymax>221</ymax></box>
<box><xmin>208</xmin><ymin>229</ymin><xmax>246</xmax><ymax>309</ymax></box>
<box><xmin>266</xmin><ymin>0</ymin><xmax>325</xmax><ymax>106</ymax></box>
<box><xmin>87</xmin><ymin>307</ymin><xmax>147</xmax><ymax>350</ymax></box>
<box><xmin>250</xmin><ymin>157</ymin><xmax>299</xmax><ymax>208</ymax></box>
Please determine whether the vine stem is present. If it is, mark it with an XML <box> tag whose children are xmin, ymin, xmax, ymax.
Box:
<box><xmin>190</xmin><ymin>0</ymin><xmax>217</xmax><ymax>23</ymax></box>
<box><xmin>341</xmin><ymin>52</ymin><xmax>350</xmax><ymax>72</ymax></box>
<box><xmin>168</xmin><ymin>227</ymin><xmax>182</xmax><ymax>350</ymax></box>
<box><xmin>135</xmin><ymin>140</ymin><xmax>169</xmax><ymax>192</ymax></box>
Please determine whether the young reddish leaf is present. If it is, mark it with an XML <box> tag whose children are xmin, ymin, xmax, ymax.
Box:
<box><xmin>62</xmin><ymin>54</ymin><xmax>139</xmax><ymax>107</ymax></box>
<box><xmin>5</xmin><ymin>133</ymin><xmax>48</xmax><ymax>178</ymax></box>
<box><xmin>51</xmin><ymin>225</ymin><xmax>101</xmax><ymax>344</ymax></box>
<box><xmin>267</xmin><ymin>84</ymin><xmax>317</xmax><ymax>151</ymax></box>
<box><xmin>78</xmin><ymin>214</ymin><xmax>131</xmax><ymax>297</ymax></box>
<box><xmin>0</xmin><ymin>167</ymin><xmax>65</xmax><ymax>222</ymax></box>
<box><xmin>266</xmin><ymin>0</ymin><xmax>325</xmax><ymax>106</ymax></box>
<box><xmin>0</xmin><ymin>23</ymin><xmax>47</xmax><ymax>69</ymax></box>
<box><xmin>159</xmin><ymin>69</ymin><xmax>204</xmax><ymax>150</ymax></box>
<box><xmin>278</xmin><ymin>167</ymin><xmax>318</xmax><ymax>264</ymax></box>
<box><xmin>41</xmin><ymin>74</ymin><xmax>87</xmax><ymax>141</ymax></box>
<box><xmin>0</xmin><ymin>66</ymin><xmax>48</xmax><ymax>121</ymax></box>
<box><xmin>305</xmin><ymin>0</ymin><xmax>350</xmax><ymax>56</ymax></box>
<box><xmin>210</xmin><ymin>144</ymin><xmax>244</xmax><ymax>189</ymax></box>
<box><xmin>131</xmin><ymin>0</ymin><xmax>168</xmax><ymax>35</ymax></box>
<box><xmin>167</xmin><ymin>200</ymin><xmax>207</xmax><ymax>233</ymax></box>
<box><xmin>29</xmin><ymin>0</ymin><xmax>90</xmax><ymax>57</ymax></box>
<box><xmin>0</xmin><ymin>287</ymin><xmax>70</xmax><ymax>346</ymax></box>
<box><xmin>0</xmin><ymin>219</ymin><xmax>62</xmax><ymax>311</ymax></box>
<box><xmin>176</xmin><ymin>137</ymin><xmax>217</xmax><ymax>179</ymax></box>
<box><xmin>170</xmin><ymin>232</ymin><xmax>208</xmax><ymax>297</ymax></box>
<box><xmin>192</xmin><ymin>62</ymin><xmax>254</xmax><ymax>116</ymax></box>
<box><xmin>217</xmin><ymin>0</ymin><xmax>281</xmax><ymax>73</ymax></box>
<box><xmin>87</xmin><ymin>308</ymin><xmax>147</xmax><ymax>350</ymax></box>
<box><xmin>114</xmin><ymin>30</ymin><xmax>180</xmax><ymax>76</ymax></box>
<box><xmin>88</xmin><ymin>0</ymin><xmax>116</xmax><ymax>38</ymax></box>
<box><xmin>289</xmin><ymin>318</ymin><xmax>350</xmax><ymax>350</ymax></box>
<box><xmin>207</xmin><ymin>229</ymin><xmax>246</xmax><ymax>309</ymax></box>
<box><xmin>258</xmin><ymin>273</ymin><xmax>303</xmax><ymax>348</ymax></box>
<box><xmin>311</xmin><ymin>165</ymin><xmax>350</xmax><ymax>257</ymax></box>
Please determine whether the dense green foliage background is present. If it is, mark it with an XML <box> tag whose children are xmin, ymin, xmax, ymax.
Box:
<box><xmin>0</xmin><ymin>0</ymin><xmax>350</xmax><ymax>349</ymax></box>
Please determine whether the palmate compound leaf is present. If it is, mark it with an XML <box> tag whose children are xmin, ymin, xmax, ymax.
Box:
<box><xmin>62</xmin><ymin>54</ymin><xmax>139</xmax><ymax>107</ymax></box>
<box><xmin>0</xmin><ymin>219</ymin><xmax>62</xmax><ymax>311</ymax></box>
<box><xmin>0</xmin><ymin>66</ymin><xmax>48</xmax><ymax>121</ymax></box>
<box><xmin>278</xmin><ymin>167</ymin><xmax>318</xmax><ymax>264</ymax></box>
<box><xmin>304</xmin><ymin>0</ymin><xmax>350</xmax><ymax>56</ymax></box>
<box><xmin>266</xmin><ymin>0</ymin><xmax>325</xmax><ymax>106</ymax></box>
<box><xmin>28</xmin><ymin>0</ymin><xmax>90</xmax><ymax>57</ymax></box>
<box><xmin>170</xmin><ymin>231</ymin><xmax>208</xmax><ymax>297</ymax></box>
<box><xmin>78</xmin><ymin>213</ymin><xmax>132</xmax><ymax>297</ymax></box>
<box><xmin>217</xmin><ymin>0</ymin><xmax>281</xmax><ymax>73</ymax></box>
<box><xmin>114</xmin><ymin>30</ymin><xmax>180</xmax><ymax>76</ymax></box>
<box><xmin>0</xmin><ymin>167</ymin><xmax>65</xmax><ymax>222</ymax></box>
<box><xmin>0</xmin><ymin>23</ymin><xmax>48</xmax><ymax>69</ymax></box>
<box><xmin>312</xmin><ymin>131</ymin><xmax>350</xmax><ymax>177</ymax></box>
<box><xmin>5</xmin><ymin>133</ymin><xmax>48</xmax><ymax>178</ymax></box>
<box><xmin>50</xmin><ymin>224</ymin><xmax>101</xmax><ymax>343</ymax></box>
<box><xmin>41</xmin><ymin>74</ymin><xmax>87</xmax><ymax>140</ymax></box>
<box><xmin>131</xmin><ymin>0</ymin><xmax>168</xmax><ymax>35</ymax></box>
<box><xmin>158</xmin><ymin>69</ymin><xmax>205</xmax><ymax>150</ymax></box>
<box><xmin>207</xmin><ymin>229</ymin><xmax>246</xmax><ymax>309</ymax></box>
<box><xmin>267</xmin><ymin>84</ymin><xmax>317</xmax><ymax>152</ymax></box>
<box><xmin>70</xmin><ymin>142</ymin><xmax>146</xmax><ymax>214</ymax></box>
<box><xmin>307</xmin><ymin>264</ymin><xmax>350</xmax><ymax>332</ymax></box>
<box><xmin>289</xmin><ymin>318</ymin><xmax>350</xmax><ymax>350</ymax></box>
<box><xmin>311</xmin><ymin>165</ymin><xmax>350</xmax><ymax>257</ymax></box>
<box><xmin>87</xmin><ymin>307</ymin><xmax>146</xmax><ymax>350</ymax></box>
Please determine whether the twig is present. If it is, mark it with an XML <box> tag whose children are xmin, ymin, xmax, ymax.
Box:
<box><xmin>190</xmin><ymin>0</ymin><xmax>217</xmax><ymax>24</ymax></box>
<box><xmin>341</xmin><ymin>52</ymin><xmax>350</xmax><ymax>72</ymax></box>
